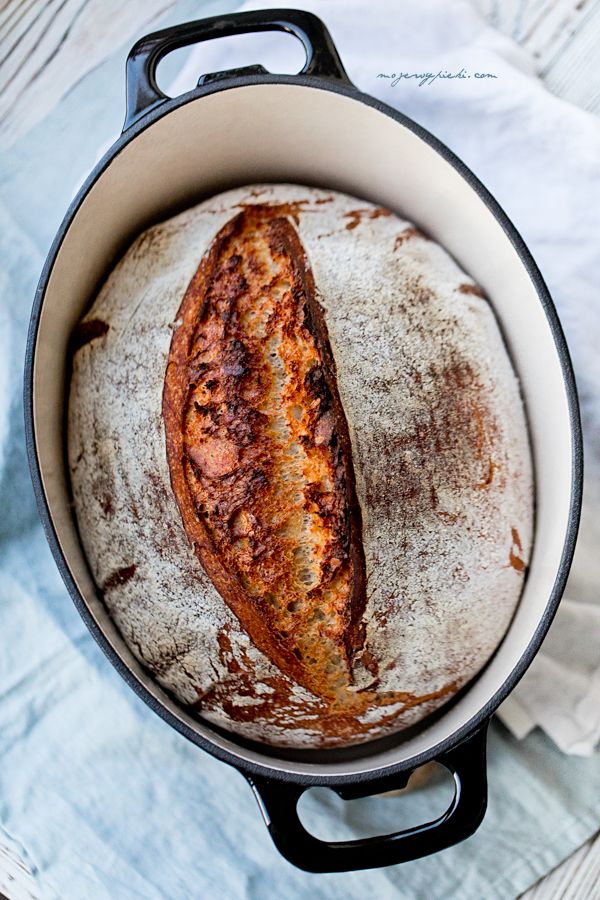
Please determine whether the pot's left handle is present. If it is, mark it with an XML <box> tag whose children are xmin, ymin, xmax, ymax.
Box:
<box><xmin>123</xmin><ymin>8</ymin><xmax>351</xmax><ymax>131</ymax></box>
<box><xmin>245</xmin><ymin>721</ymin><xmax>489</xmax><ymax>873</ymax></box>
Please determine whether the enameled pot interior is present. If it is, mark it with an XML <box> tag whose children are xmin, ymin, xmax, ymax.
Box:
<box><xmin>32</xmin><ymin>82</ymin><xmax>575</xmax><ymax>778</ymax></box>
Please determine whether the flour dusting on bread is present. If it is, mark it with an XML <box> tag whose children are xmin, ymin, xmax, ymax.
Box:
<box><xmin>68</xmin><ymin>184</ymin><xmax>533</xmax><ymax>748</ymax></box>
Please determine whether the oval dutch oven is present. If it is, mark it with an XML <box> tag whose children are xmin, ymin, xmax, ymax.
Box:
<box><xmin>24</xmin><ymin>8</ymin><xmax>583</xmax><ymax>873</ymax></box>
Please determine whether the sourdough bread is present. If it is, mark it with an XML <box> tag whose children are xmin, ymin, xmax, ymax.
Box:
<box><xmin>68</xmin><ymin>184</ymin><xmax>533</xmax><ymax>748</ymax></box>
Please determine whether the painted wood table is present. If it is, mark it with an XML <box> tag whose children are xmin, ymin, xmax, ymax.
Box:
<box><xmin>0</xmin><ymin>0</ymin><xmax>599</xmax><ymax>897</ymax></box>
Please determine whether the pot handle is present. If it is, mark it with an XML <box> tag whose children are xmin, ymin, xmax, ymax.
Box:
<box><xmin>123</xmin><ymin>8</ymin><xmax>351</xmax><ymax>131</ymax></box>
<box><xmin>245</xmin><ymin>721</ymin><xmax>489</xmax><ymax>873</ymax></box>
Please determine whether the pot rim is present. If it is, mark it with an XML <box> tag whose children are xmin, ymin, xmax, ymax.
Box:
<box><xmin>24</xmin><ymin>73</ymin><xmax>583</xmax><ymax>787</ymax></box>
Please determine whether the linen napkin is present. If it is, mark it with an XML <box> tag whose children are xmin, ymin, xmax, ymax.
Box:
<box><xmin>1</xmin><ymin>2</ymin><xmax>600</xmax><ymax>899</ymax></box>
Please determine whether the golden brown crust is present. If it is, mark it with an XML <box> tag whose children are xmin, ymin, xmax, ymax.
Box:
<box><xmin>163</xmin><ymin>206</ymin><xmax>367</xmax><ymax>703</ymax></box>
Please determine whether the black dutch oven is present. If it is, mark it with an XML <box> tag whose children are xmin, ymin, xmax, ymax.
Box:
<box><xmin>24</xmin><ymin>8</ymin><xmax>582</xmax><ymax>873</ymax></box>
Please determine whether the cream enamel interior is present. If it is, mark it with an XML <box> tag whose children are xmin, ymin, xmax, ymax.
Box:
<box><xmin>32</xmin><ymin>83</ymin><xmax>575</xmax><ymax>777</ymax></box>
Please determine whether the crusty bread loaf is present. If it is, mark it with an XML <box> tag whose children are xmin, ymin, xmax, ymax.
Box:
<box><xmin>68</xmin><ymin>184</ymin><xmax>533</xmax><ymax>748</ymax></box>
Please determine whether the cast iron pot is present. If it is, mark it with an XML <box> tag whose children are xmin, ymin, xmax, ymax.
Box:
<box><xmin>24</xmin><ymin>8</ymin><xmax>583</xmax><ymax>873</ymax></box>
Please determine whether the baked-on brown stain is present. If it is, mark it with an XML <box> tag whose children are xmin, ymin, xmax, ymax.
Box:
<box><xmin>343</xmin><ymin>206</ymin><xmax>393</xmax><ymax>231</ymax></box>
<box><xmin>189</xmin><ymin>625</ymin><xmax>457</xmax><ymax>747</ymax></box>
<box><xmin>163</xmin><ymin>204</ymin><xmax>457</xmax><ymax>738</ymax></box>
<box><xmin>458</xmin><ymin>283</ymin><xmax>486</xmax><ymax>299</ymax></box>
<box><xmin>509</xmin><ymin>527</ymin><xmax>526</xmax><ymax>572</ymax></box>
<box><xmin>394</xmin><ymin>226</ymin><xmax>430</xmax><ymax>250</ymax></box>
<box><xmin>102</xmin><ymin>564</ymin><xmax>136</xmax><ymax>592</ymax></box>
<box><xmin>71</xmin><ymin>319</ymin><xmax>109</xmax><ymax>353</ymax></box>
<box><xmin>476</xmin><ymin>458</ymin><xmax>497</xmax><ymax>489</ymax></box>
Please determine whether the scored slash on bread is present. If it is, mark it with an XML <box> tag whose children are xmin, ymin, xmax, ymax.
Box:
<box><xmin>163</xmin><ymin>205</ymin><xmax>369</xmax><ymax>704</ymax></box>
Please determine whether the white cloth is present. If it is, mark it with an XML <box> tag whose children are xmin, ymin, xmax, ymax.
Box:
<box><xmin>169</xmin><ymin>0</ymin><xmax>600</xmax><ymax>755</ymax></box>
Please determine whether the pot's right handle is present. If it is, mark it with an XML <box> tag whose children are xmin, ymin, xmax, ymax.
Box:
<box><xmin>124</xmin><ymin>8</ymin><xmax>351</xmax><ymax>131</ymax></box>
<box><xmin>246</xmin><ymin>721</ymin><xmax>489</xmax><ymax>873</ymax></box>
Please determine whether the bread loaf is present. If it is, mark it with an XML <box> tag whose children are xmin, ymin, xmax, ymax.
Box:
<box><xmin>68</xmin><ymin>184</ymin><xmax>533</xmax><ymax>748</ymax></box>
